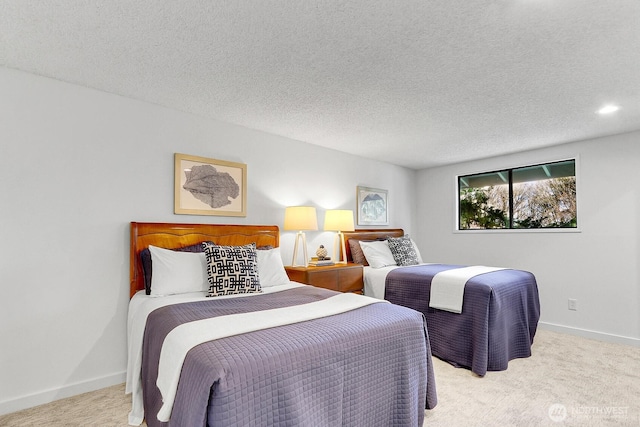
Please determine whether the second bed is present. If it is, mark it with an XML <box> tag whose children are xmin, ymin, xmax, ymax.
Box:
<box><xmin>344</xmin><ymin>229</ymin><xmax>540</xmax><ymax>377</ymax></box>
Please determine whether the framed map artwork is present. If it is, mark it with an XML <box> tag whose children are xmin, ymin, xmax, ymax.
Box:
<box><xmin>356</xmin><ymin>186</ymin><xmax>388</xmax><ymax>225</ymax></box>
<box><xmin>174</xmin><ymin>153</ymin><xmax>247</xmax><ymax>217</ymax></box>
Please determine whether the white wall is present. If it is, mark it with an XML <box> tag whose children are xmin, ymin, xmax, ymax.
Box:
<box><xmin>415</xmin><ymin>132</ymin><xmax>640</xmax><ymax>346</ymax></box>
<box><xmin>4</xmin><ymin>64</ymin><xmax>637</xmax><ymax>415</ymax></box>
<box><xmin>0</xmin><ymin>67</ymin><xmax>417</xmax><ymax>414</ymax></box>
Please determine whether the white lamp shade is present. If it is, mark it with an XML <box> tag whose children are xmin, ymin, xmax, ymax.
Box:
<box><xmin>323</xmin><ymin>209</ymin><xmax>355</xmax><ymax>232</ymax></box>
<box><xmin>284</xmin><ymin>206</ymin><xmax>318</xmax><ymax>231</ymax></box>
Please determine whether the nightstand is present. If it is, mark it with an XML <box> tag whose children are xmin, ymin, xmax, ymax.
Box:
<box><xmin>284</xmin><ymin>263</ymin><xmax>364</xmax><ymax>294</ymax></box>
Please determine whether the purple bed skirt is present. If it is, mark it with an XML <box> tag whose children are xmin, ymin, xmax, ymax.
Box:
<box><xmin>385</xmin><ymin>264</ymin><xmax>540</xmax><ymax>376</ymax></box>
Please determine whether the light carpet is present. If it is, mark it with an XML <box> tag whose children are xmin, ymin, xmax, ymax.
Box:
<box><xmin>1</xmin><ymin>329</ymin><xmax>638</xmax><ymax>426</ymax></box>
<box><xmin>424</xmin><ymin>329</ymin><xmax>639</xmax><ymax>426</ymax></box>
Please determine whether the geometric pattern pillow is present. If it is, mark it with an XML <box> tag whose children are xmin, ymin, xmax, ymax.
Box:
<box><xmin>387</xmin><ymin>236</ymin><xmax>420</xmax><ymax>266</ymax></box>
<box><xmin>202</xmin><ymin>242</ymin><xmax>261</xmax><ymax>297</ymax></box>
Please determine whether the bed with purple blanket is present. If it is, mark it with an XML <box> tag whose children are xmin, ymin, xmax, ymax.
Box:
<box><xmin>384</xmin><ymin>264</ymin><xmax>540</xmax><ymax>376</ymax></box>
<box><xmin>343</xmin><ymin>229</ymin><xmax>540</xmax><ymax>377</ymax></box>
<box><xmin>126</xmin><ymin>223</ymin><xmax>437</xmax><ymax>427</ymax></box>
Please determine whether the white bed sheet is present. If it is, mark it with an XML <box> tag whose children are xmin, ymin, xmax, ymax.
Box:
<box><xmin>364</xmin><ymin>265</ymin><xmax>400</xmax><ymax>299</ymax></box>
<box><xmin>125</xmin><ymin>282</ymin><xmax>304</xmax><ymax>426</ymax></box>
<box><xmin>364</xmin><ymin>264</ymin><xmax>438</xmax><ymax>300</ymax></box>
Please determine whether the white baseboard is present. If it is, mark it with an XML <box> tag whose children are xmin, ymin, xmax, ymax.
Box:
<box><xmin>0</xmin><ymin>371</ymin><xmax>126</xmax><ymax>416</ymax></box>
<box><xmin>538</xmin><ymin>321</ymin><xmax>640</xmax><ymax>348</ymax></box>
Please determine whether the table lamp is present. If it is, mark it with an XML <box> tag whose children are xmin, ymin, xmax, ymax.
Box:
<box><xmin>284</xmin><ymin>206</ymin><xmax>318</xmax><ymax>267</ymax></box>
<box><xmin>323</xmin><ymin>209</ymin><xmax>355</xmax><ymax>264</ymax></box>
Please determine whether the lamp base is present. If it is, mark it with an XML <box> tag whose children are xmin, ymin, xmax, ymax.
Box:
<box><xmin>332</xmin><ymin>231</ymin><xmax>347</xmax><ymax>264</ymax></box>
<box><xmin>291</xmin><ymin>231</ymin><xmax>309</xmax><ymax>267</ymax></box>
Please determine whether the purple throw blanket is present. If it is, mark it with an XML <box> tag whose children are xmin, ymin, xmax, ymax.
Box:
<box><xmin>385</xmin><ymin>264</ymin><xmax>540</xmax><ymax>376</ymax></box>
<box><xmin>142</xmin><ymin>286</ymin><xmax>437</xmax><ymax>426</ymax></box>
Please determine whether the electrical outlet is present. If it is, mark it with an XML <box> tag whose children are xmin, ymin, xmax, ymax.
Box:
<box><xmin>568</xmin><ymin>299</ymin><xmax>578</xmax><ymax>311</ymax></box>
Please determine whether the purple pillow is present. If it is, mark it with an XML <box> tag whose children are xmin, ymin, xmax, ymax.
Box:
<box><xmin>348</xmin><ymin>239</ymin><xmax>369</xmax><ymax>266</ymax></box>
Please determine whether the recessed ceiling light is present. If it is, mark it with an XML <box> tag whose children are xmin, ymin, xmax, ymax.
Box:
<box><xmin>597</xmin><ymin>105</ymin><xmax>620</xmax><ymax>114</ymax></box>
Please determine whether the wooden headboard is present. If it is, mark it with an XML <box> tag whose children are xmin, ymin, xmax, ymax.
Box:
<box><xmin>130</xmin><ymin>222</ymin><xmax>280</xmax><ymax>298</ymax></box>
<box><xmin>342</xmin><ymin>228</ymin><xmax>404</xmax><ymax>263</ymax></box>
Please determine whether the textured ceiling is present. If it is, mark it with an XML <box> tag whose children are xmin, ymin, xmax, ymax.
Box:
<box><xmin>1</xmin><ymin>1</ymin><xmax>639</xmax><ymax>169</ymax></box>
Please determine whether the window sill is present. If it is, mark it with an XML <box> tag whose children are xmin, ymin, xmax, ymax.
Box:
<box><xmin>454</xmin><ymin>228</ymin><xmax>582</xmax><ymax>234</ymax></box>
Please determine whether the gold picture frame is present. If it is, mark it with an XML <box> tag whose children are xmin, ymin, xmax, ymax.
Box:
<box><xmin>357</xmin><ymin>186</ymin><xmax>389</xmax><ymax>225</ymax></box>
<box><xmin>174</xmin><ymin>153</ymin><xmax>247</xmax><ymax>217</ymax></box>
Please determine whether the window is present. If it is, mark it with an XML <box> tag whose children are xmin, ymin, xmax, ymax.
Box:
<box><xmin>458</xmin><ymin>159</ymin><xmax>577</xmax><ymax>230</ymax></box>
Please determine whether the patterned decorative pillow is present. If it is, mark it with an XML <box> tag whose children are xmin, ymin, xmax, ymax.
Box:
<box><xmin>387</xmin><ymin>236</ymin><xmax>420</xmax><ymax>266</ymax></box>
<box><xmin>202</xmin><ymin>242</ymin><xmax>261</xmax><ymax>297</ymax></box>
<box><xmin>348</xmin><ymin>239</ymin><xmax>369</xmax><ymax>266</ymax></box>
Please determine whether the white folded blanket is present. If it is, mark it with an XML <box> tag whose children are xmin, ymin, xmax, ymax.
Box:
<box><xmin>156</xmin><ymin>292</ymin><xmax>387</xmax><ymax>422</ymax></box>
<box><xmin>429</xmin><ymin>266</ymin><xmax>506</xmax><ymax>314</ymax></box>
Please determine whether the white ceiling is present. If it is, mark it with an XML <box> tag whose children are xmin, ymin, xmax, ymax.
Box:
<box><xmin>1</xmin><ymin>1</ymin><xmax>639</xmax><ymax>169</ymax></box>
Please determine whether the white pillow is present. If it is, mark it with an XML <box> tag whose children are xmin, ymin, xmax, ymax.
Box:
<box><xmin>359</xmin><ymin>240</ymin><xmax>397</xmax><ymax>269</ymax></box>
<box><xmin>148</xmin><ymin>245</ymin><xmax>208</xmax><ymax>296</ymax></box>
<box><xmin>411</xmin><ymin>239</ymin><xmax>424</xmax><ymax>264</ymax></box>
<box><xmin>256</xmin><ymin>247</ymin><xmax>290</xmax><ymax>287</ymax></box>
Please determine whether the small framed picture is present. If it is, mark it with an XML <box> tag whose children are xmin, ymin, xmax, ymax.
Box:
<box><xmin>174</xmin><ymin>153</ymin><xmax>247</xmax><ymax>217</ymax></box>
<box><xmin>356</xmin><ymin>186</ymin><xmax>388</xmax><ymax>225</ymax></box>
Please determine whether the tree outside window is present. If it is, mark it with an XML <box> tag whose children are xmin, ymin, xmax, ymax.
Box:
<box><xmin>458</xmin><ymin>160</ymin><xmax>576</xmax><ymax>230</ymax></box>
